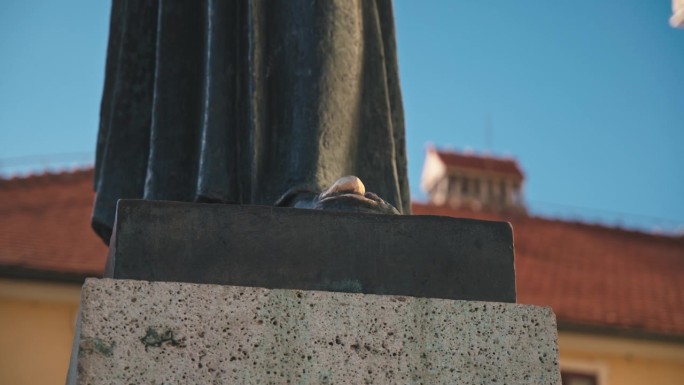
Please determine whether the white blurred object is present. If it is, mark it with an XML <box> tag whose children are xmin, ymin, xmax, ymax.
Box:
<box><xmin>672</xmin><ymin>0</ymin><xmax>684</xmax><ymax>28</ymax></box>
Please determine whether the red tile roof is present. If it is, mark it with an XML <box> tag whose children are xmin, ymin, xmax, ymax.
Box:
<box><xmin>0</xmin><ymin>169</ymin><xmax>107</xmax><ymax>280</ymax></box>
<box><xmin>413</xmin><ymin>203</ymin><xmax>684</xmax><ymax>340</ymax></box>
<box><xmin>433</xmin><ymin>149</ymin><xmax>525</xmax><ymax>179</ymax></box>
<box><xmin>1</xmin><ymin>169</ymin><xmax>682</xmax><ymax>339</ymax></box>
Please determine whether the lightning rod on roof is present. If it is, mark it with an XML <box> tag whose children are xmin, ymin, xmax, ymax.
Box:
<box><xmin>485</xmin><ymin>113</ymin><xmax>493</xmax><ymax>151</ymax></box>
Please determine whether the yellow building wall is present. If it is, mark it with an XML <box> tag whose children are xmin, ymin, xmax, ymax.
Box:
<box><xmin>0</xmin><ymin>279</ymin><xmax>81</xmax><ymax>385</ymax></box>
<box><xmin>559</xmin><ymin>331</ymin><xmax>684</xmax><ymax>385</ymax></box>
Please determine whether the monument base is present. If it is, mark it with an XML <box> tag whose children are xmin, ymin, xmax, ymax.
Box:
<box><xmin>68</xmin><ymin>279</ymin><xmax>560</xmax><ymax>384</ymax></box>
<box><xmin>106</xmin><ymin>200</ymin><xmax>516</xmax><ymax>303</ymax></box>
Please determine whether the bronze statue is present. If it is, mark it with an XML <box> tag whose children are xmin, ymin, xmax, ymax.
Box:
<box><xmin>92</xmin><ymin>0</ymin><xmax>410</xmax><ymax>244</ymax></box>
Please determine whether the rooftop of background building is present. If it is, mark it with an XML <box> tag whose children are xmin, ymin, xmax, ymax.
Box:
<box><xmin>1</xmin><ymin>167</ymin><xmax>683</xmax><ymax>341</ymax></box>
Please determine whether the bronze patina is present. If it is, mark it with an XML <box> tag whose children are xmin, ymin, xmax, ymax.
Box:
<box><xmin>92</xmin><ymin>0</ymin><xmax>409</xmax><ymax>243</ymax></box>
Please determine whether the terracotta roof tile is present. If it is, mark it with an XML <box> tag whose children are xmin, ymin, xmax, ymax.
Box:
<box><xmin>0</xmin><ymin>169</ymin><xmax>107</xmax><ymax>280</ymax></box>
<box><xmin>412</xmin><ymin>203</ymin><xmax>684</xmax><ymax>339</ymax></box>
<box><xmin>433</xmin><ymin>150</ymin><xmax>525</xmax><ymax>179</ymax></box>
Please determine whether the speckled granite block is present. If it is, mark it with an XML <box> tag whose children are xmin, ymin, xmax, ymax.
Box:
<box><xmin>68</xmin><ymin>279</ymin><xmax>560</xmax><ymax>384</ymax></box>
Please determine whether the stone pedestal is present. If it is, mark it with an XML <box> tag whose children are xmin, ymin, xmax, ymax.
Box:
<box><xmin>67</xmin><ymin>279</ymin><xmax>560</xmax><ymax>384</ymax></box>
<box><xmin>105</xmin><ymin>200</ymin><xmax>516</xmax><ymax>303</ymax></box>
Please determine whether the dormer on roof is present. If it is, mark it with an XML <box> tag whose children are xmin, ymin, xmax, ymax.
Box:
<box><xmin>421</xmin><ymin>147</ymin><xmax>527</xmax><ymax>214</ymax></box>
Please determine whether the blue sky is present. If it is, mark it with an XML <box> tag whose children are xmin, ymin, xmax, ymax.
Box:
<box><xmin>1</xmin><ymin>1</ymin><xmax>683</xmax><ymax>232</ymax></box>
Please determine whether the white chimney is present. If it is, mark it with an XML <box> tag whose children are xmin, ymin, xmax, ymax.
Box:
<box><xmin>672</xmin><ymin>0</ymin><xmax>684</xmax><ymax>28</ymax></box>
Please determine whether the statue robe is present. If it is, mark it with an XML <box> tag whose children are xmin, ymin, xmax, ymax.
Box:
<box><xmin>92</xmin><ymin>0</ymin><xmax>410</xmax><ymax>243</ymax></box>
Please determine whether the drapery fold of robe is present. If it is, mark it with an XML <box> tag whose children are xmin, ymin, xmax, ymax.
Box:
<box><xmin>92</xmin><ymin>0</ymin><xmax>410</xmax><ymax>244</ymax></box>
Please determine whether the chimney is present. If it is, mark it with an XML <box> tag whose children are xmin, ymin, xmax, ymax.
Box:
<box><xmin>421</xmin><ymin>148</ymin><xmax>527</xmax><ymax>214</ymax></box>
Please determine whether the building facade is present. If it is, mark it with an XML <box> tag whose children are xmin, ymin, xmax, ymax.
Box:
<box><xmin>1</xmin><ymin>162</ymin><xmax>683</xmax><ymax>385</ymax></box>
<box><xmin>417</xmin><ymin>148</ymin><xmax>684</xmax><ymax>385</ymax></box>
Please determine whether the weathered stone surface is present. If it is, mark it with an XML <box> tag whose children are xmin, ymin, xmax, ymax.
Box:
<box><xmin>106</xmin><ymin>200</ymin><xmax>516</xmax><ymax>302</ymax></box>
<box><xmin>69</xmin><ymin>279</ymin><xmax>559</xmax><ymax>384</ymax></box>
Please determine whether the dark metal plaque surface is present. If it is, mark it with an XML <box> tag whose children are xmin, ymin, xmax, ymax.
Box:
<box><xmin>105</xmin><ymin>200</ymin><xmax>516</xmax><ymax>302</ymax></box>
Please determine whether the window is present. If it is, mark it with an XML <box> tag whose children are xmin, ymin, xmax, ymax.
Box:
<box><xmin>560</xmin><ymin>360</ymin><xmax>606</xmax><ymax>385</ymax></box>
<box><xmin>448</xmin><ymin>175</ymin><xmax>458</xmax><ymax>195</ymax></box>
<box><xmin>561</xmin><ymin>371</ymin><xmax>597</xmax><ymax>385</ymax></box>
<box><xmin>487</xmin><ymin>179</ymin><xmax>494</xmax><ymax>200</ymax></box>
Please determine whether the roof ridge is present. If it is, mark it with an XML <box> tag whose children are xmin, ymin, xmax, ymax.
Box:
<box><xmin>0</xmin><ymin>167</ymin><xmax>94</xmax><ymax>189</ymax></box>
<box><xmin>429</xmin><ymin>148</ymin><xmax>525</xmax><ymax>179</ymax></box>
<box><xmin>431</xmin><ymin>147</ymin><xmax>521</xmax><ymax>162</ymax></box>
<box><xmin>412</xmin><ymin>202</ymin><xmax>684</xmax><ymax>242</ymax></box>
<box><xmin>524</xmin><ymin>212</ymin><xmax>684</xmax><ymax>243</ymax></box>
